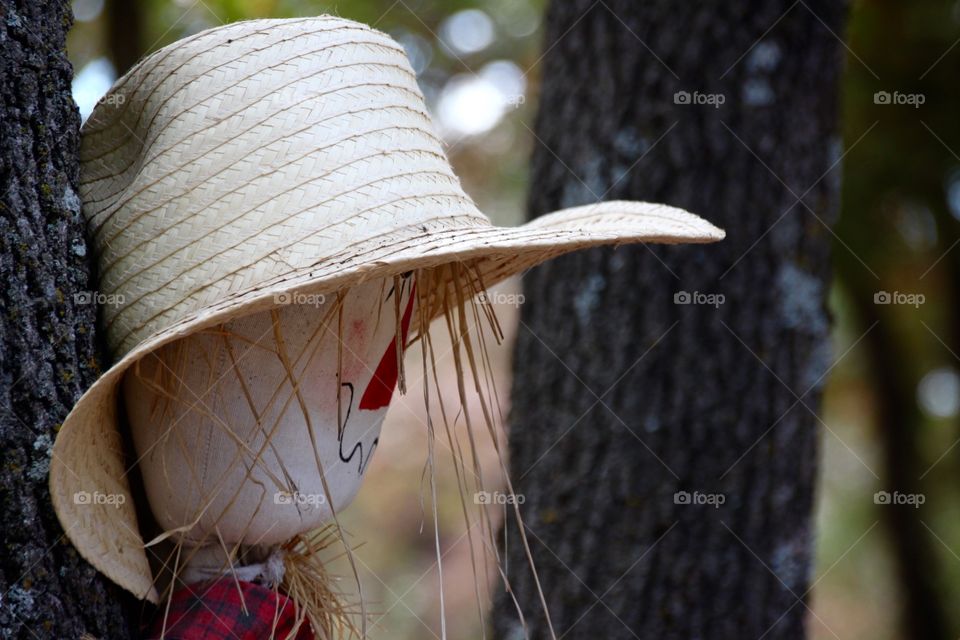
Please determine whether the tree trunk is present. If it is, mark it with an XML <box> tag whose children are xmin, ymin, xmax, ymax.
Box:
<box><xmin>496</xmin><ymin>1</ymin><xmax>846</xmax><ymax>638</ymax></box>
<box><xmin>105</xmin><ymin>0</ymin><xmax>144</xmax><ymax>76</ymax></box>
<box><xmin>0</xmin><ymin>1</ymin><xmax>135</xmax><ymax>638</ymax></box>
<box><xmin>846</xmin><ymin>288</ymin><xmax>950</xmax><ymax>640</ymax></box>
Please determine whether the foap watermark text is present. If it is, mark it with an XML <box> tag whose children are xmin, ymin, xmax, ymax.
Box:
<box><xmin>674</xmin><ymin>490</ymin><xmax>726</xmax><ymax>508</ymax></box>
<box><xmin>874</xmin><ymin>290</ymin><xmax>924</xmax><ymax>308</ymax></box>
<box><xmin>873</xmin><ymin>90</ymin><xmax>924</xmax><ymax>108</ymax></box>
<box><xmin>478</xmin><ymin>290</ymin><xmax>525</xmax><ymax>307</ymax></box>
<box><xmin>874</xmin><ymin>490</ymin><xmax>925</xmax><ymax>508</ymax></box>
<box><xmin>74</xmin><ymin>291</ymin><xmax>125</xmax><ymax>307</ymax></box>
<box><xmin>674</xmin><ymin>90</ymin><xmax>726</xmax><ymax>108</ymax></box>
<box><xmin>74</xmin><ymin>490</ymin><xmax>126</xmax><ymax>508</ymax></box>
<box><xmin>475</xmin><ymin>490</ymin><xmax>525</xmax><ymax>505</ymax></box>
<box><xmin>274</xmin><ymin>491</ymin><xmax>327</xmax><ymax>506</ymax></box>
<box><xmin>274</xmin><ymin>291</ymin><xmax>327</xmax><ymax>307</ymax></box>
<box><xmin>674</xmin><ymin>290</ymin><xmax>725</xmax><ymax>308</ymax></box>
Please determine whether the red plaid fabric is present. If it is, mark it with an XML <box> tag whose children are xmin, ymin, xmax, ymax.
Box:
<box><xmin>144</xmin><ymin>578</ymin><xmax>315</xmax><ymax>640</ymax></box>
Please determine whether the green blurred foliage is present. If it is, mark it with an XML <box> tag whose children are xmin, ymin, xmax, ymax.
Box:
<box><xmin>822</xmin><ymin>0</ymin><xmax>960</xmax><ymax>638</ymax></box>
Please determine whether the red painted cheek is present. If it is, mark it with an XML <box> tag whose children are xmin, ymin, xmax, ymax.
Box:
<box><xmin>351</xmin><ymin>319</ymin><xmax>365</xmax><ymax>341</ymax></box>
<box><xmin>358</xmin><ymin>284</ymin><xmax>416</xmax><ymax>411</ymax></box>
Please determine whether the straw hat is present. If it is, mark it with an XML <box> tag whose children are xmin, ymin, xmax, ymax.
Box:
<box><xmin>49</xmin><ymin>15</ymin><xmax>723</xmax><ymax>603</ymax></box>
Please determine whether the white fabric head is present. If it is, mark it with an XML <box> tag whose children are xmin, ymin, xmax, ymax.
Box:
<box><xmin>123</xmin><ymin>275</ymin><xmax>416</xmax><ymax>546</ymax></box>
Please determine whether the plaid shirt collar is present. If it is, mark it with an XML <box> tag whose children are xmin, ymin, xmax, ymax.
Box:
<box><xmin>145</xmin><ymin>578</ymin><xmax>315</xmax><ymax>640</ymax></box>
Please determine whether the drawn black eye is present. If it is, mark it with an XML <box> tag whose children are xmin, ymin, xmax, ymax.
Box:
<box><xmin>386</xmin><ymin>272</ymin><xmax>414</xmax><ymax>300</ymax></box>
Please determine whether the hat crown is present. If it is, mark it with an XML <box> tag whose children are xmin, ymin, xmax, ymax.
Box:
<box><xmin>79</xmin><ymin>17</ymin><xmax>486</xmax><ymax>357</ymax></box>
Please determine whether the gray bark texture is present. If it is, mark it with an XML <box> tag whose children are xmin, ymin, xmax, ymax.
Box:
<box><xmin>0</xmin><ymin>1</ymin><xmax>135</xmax><ymax>638</ymax></box>
<box><xmin>496</xmin><ymin>1</ymin><xmax>846</xmax><ymax>638</ymax></box>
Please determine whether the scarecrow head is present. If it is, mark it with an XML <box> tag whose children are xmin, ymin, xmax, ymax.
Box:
<box><xmin>50</xmin><ymin>15</ymin><xmax>722</xmax><ymax>638</ymax></box>
<box><xmin>123</xmin><ymin>275</ymin><xmax>417</xmax><ymax>548</ymax></box>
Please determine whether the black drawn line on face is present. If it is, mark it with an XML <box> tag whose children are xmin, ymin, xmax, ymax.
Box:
<box><xmin>336</xmin><ymin>381</ymin><xmax>379</xmax><ymax>475</ymax></box>
<box><xmin>385</xmin><ymin>271</ymin><xmax>414</xmax><ymax>302</ymax></box>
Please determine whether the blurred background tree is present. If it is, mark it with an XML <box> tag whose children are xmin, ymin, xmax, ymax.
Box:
<box><xmin>499</xmin><ymin>0</ymin><xmax>842</xmax><ymax>638</ymax></box>
<box><xmin>60</xmin><ymin>0</ymin><xmax>960</xmax><ymax>639</ymax></box>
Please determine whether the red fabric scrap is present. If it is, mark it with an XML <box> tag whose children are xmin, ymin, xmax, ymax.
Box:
<box><xmin>358</xmin><ymin>282</ymin><xmax>417</xmax><ymax>410</ymax></box>
<box><xmin>144</xmin><ymin>578</ymin><xmax>314</xmax><ymax>640</ymax></box>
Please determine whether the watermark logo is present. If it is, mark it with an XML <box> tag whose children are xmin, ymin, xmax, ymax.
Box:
<box><xmin>674</xmin><ymin>290</ymin><xmax>725</xmax><ymax>308</ymax></box>
<box><xmin>505</xmin><ymin>94</ymin><xmax>526</xmax><ymax>108</ymax></box>
<box><xmin>274</xmin><ymin>491</ymin><xmax>327</xmax><ymax>506</ymax></box>
<box><xmin>874</xmin><ymin>490</ymin><xmax>925</xmax><ymax>508</ymax></box>
<box><xmin>74</xmin><ymin>291</ymin><xmax>125</xmax><ymax>307</ymax></box>
<box><xmin>478</xmin><ymin>290</ymin><xmax>525</xmax><ymax>307</ymax></box>
<box><xmin>73</xmin><ymin>490</ymin><xmax>126</xmax><ymax>508</ymax></box>
<box><xmin>673</xmin><ymin>490</ymin><xmax>726</xmax><ymax>508</ymax></box>
<box><xmin>474</xmin><ymin>490</ymin><xmax>525</xmax><ymax>505</ymax></box>
<box><xmin>97</xmin><ymin>92</ymin><xmax>126</xmax><ymax>107</ymax></box>
<box><xmin>873</xmin><ymin>90</ymin><xmax>924</xmax><ymax>108</ymax></box>
<box><xmin>674</xmin><ymin>90</ymin><xmax>726</xmax><ymax>108</ymax></box>
<box><xmin>874</xmin><ymin>290</ymin><xmax>924</xmax><ymax>308</ymax></box>
<box><xmin>273</xmin><ymin>291</ymin><xmax>327</xmax><ymax>307</ymax></box>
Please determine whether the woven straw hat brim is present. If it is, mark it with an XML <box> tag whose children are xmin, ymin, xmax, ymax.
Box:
<box><xmin>70</xmin><ymin>15</ymin><xmax>704</xmax><ymax>360</ymax></box>
<box><xmin>50</xmin><ymin>201</ymin><xmax>722</xmax><ymax>602</ymax></box>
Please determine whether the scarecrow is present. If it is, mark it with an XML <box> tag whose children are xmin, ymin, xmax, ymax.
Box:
<box><xmin>50</xmin><ymin>16</ymin><xmax>723</xmax><ymax>639</ymax></box>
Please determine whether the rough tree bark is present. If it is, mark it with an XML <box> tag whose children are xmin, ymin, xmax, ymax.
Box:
<box><xmin>0</xmin><ymin>1</ymin><xmax>134</xmax><ymax>638</ymax></box>
<box><xmin>497</xmin><ymin>1</ymin><xmax>846</xmax><ymax>638</ymax></box>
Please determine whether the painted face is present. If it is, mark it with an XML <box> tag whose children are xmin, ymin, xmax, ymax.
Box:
<box><xmin>123</xmin><ymin>275</ymin><xmax>416</xmax><ymax>546</ymax></box>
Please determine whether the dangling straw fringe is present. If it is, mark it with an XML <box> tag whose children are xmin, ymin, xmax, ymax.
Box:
<box><xmin>279</xmin><ymin>528</ymin><xmax>362</xmax><ymax>640</ymax></box>
<box><xmin>415</xmin><ymin>262</ymin><xmax>556</xmax><ymax>639</ymax></box>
